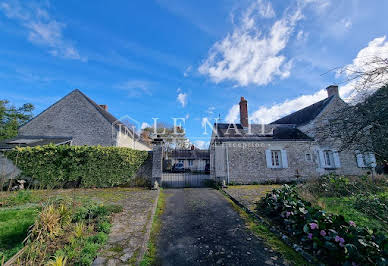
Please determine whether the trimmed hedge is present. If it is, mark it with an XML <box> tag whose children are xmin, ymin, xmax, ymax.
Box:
<box><xmin>5</xmin><ymin>145</ymin><xmax>149</xmax><ymax>188</ymax></box>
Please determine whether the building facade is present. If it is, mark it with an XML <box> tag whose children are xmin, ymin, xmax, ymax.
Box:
<box><xmin>4</xmin><ymin>89</ymin><xmax>150</xmax><ymax>151</ymax></box>
<box><xmin>210</xmin><ymin>86</ymin><xmax>376</xmax><ymax>184</ymax></box>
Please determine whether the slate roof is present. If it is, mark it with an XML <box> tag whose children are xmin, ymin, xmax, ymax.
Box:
<box><xmin>19</xmin><ymin>89</ymin><xmax>151</xmax><ymax>148</ymax></box>
<box><xmin>168</xmin><ymin>150</ymin><xmax>210</xmax><ymax>159</ymax></box>
<box><xmin>212</xmin><ymin>123</ymin><xmax>312</xmax><ymax>142</ymax></box>
<box><xmin>270</xmin><ymin>96</ymin><xmax>334</xmax><ymax>126</ymax></box>
<box><xmin>0</xmin><ymin>136</ymin><xmax>72</xmax><ymax>150</ymax></box>
<box><xmin>75</xmin><ymin>90</ymin><xmax>151</xmax><ymax>148</ymax></box>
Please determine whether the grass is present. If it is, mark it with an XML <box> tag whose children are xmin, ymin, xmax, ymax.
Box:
<box><xmin>227</xmin><ymin>184</ymin><xmax>281</xmax><ymax>190</ymax></box>
<box><xmin>0</xmin><ymin>206</ymin><xmax>40</xmax><ymax>262</ymax></box>
<box><xmin>140</xmin><ymin>190</ymin><xmax>166</xmax><ymax>266</ymax></box>
<box><xmin>316</xmin><ymin>196</ymin><xmax>388</xmax><ymax>234</ymax></box>
<box><xmin>225</xmin><ymin>195</ymin><xmax>309</xmax><ymax>266</ymax></box>
<box><xmin>0</xmin><ymin>188</ymin><xmax>133</xmax><ymax>264</ymax></box>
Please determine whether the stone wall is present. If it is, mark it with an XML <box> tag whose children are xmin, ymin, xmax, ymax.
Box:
<box><xmin>19</xmin><ymin>90</ymin><xmax>115</xmax><ymax>146</ymax></box>
<box><xmin>298</xmin><ymin>96</ymin><xmax>369</xmax><ymax>176</ymax></box>
<box><xmin>211</xmin><ymin>141</ymin><xmax>319</xmax><ymax>184</ymax></box>
<box><xmin>151</xmin><ymin>141</ymin><xmax>163</xmax><ymax>187</ymax></box>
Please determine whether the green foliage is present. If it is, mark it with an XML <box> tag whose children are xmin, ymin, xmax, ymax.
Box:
<box><xmin>19</xmin><ymin>198</ymin><xmax>121</xmax><ymax>265</ymax></box>
<box><xmin>5</xmin><ymin>144</ymin><xmax>149</xmax><ymax>188</ymax></box>
<box><xmin>258</xmin><ymin>185</ymin><xmax>388</xmax><ymax>265</ymax></box>
<box><xmin>353</xmin><ymin>193</ymin><xmax>388</xmax><ymax>228</ymax></box>
<box><xmin>0</xmin><ymin>206</ymin><xmax>39</xmax><ymax>262</ymax></box>
<box><xmin>0</xmin><ymin>100</ymin><xmax>34</xmax><ymax>141</ymax></box>
<box><xmin>303</xmin><ymin>174</ymin><xmax>387</xmax><ymax>198</ymax></box>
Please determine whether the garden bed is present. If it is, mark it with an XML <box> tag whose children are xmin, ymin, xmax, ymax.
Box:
<box><xmin>0</xmin><ymin>188</ymin><xmax>158</xmax><ymax>264</ymax></box>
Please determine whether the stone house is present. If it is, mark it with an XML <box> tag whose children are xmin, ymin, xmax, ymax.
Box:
<box><xmin>0</xmin><ymin>89</ymin><xmax>151</xmax><ymax>151</ymax></box>
<box><xmin>210</xmin><ymin>86</ymin><xmax>376</xmax><ymax>184</ymax></box>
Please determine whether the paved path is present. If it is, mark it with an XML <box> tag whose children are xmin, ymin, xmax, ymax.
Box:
<box><xmin>157</xmin><ymin>188</ymin><xmax>285</xmax><ymax>266</ymax></box>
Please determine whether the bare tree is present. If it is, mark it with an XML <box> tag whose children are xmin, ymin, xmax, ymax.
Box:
<box><xmin>319</xmin><ymin>57</ymin><xmax>388</xmax><ymax>173</ymax></box>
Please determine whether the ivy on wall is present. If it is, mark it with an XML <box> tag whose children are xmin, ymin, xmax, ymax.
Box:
<box><xmin>5</xmin><ymin>145</ymin><xmax>149</xmax><ymax>188</ymax></box>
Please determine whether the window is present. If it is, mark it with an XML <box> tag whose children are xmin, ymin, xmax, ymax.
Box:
<box><xmin>271</xmin><ymin>150</ymin><xmax>282</xmax><ymax>167</ymax></box>
<box><xmin>356</xmin><ymin>152</ymin><xmax>376</xmax><ymax>168</ymax></box>
<box><xmin>323</xmin><ymin>150</ymin><xmax>333</xmax><ymax>167</ymax></box>
<box><xmin>188</xmin><ymin>160</ymin><xmax>193</xmax><ymax>166</ymax></box>
<box><xmin>305</xmin><ymin>153</ymin><xmax>312</xmax><ymax>161</ymax></box>
<box><xmin>266</xmin><ymin>149</ymin><xmax>288</xmax><ymax>168</ymax></box>
<box><xmin>318</xmin><ymin>149</ymin><xmax>341</xmax><ymax>168</ymax></box>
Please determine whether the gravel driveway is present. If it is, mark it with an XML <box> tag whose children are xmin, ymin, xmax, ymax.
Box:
<box><xmin>157</xmin><ymin>188</ymin><xmax>285</xmax><ymax>266</ymax></box>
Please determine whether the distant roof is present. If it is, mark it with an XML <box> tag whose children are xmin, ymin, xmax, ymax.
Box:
<box><xmin>271</xmin><ymin>96</ymin><xmax>334</xmax><ymax>126</ymax></box>
<box><xmin>0</xmin><ymin>136</ymin><xmax>72</xmax><ymax>150</ymax></box>
<box><xmin>212</xmin><ymin>123</ymin><xmax>312</xmax><ymax>142</ymax></box>
<box><xmin>168</xmin><ymin>150</ymin><xmax>210</xmax><ymax>159</ymax></box>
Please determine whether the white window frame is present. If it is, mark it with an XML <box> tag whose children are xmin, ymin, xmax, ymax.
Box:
<box><xmin>266</xmin><ymin>149</ymin><xmax>288</xmax><ymax>169</ymax></box>
<box><xmin>356</xmin><ymin>151</ymin><xmax>376</xmax><ymax>168</ymax></box>
<box><xmin>271</xmin><ymin>150</ymin><xmax>282</xmax><ymax>168</ymax></box>
<box><xmin>318</xmin><ymin>149</ymin><xmax>341</xmax><ymax>169</ymax></box>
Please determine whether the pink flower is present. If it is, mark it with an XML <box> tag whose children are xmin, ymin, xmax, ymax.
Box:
<box><xmin>286</xmin><ymin>211</ymin><xmax>291</xmax><ymax>218</ymax></box>
<box><xmin>309</xmin><ymin>223</ymin><xmax>319</xmax><ymax>230</ymax></box>
<box><xmin>349</xmin><ymin>221</ymin><xmax>356</xmax><ymax>227</ymax></box>
<box><xmin>335</xmin><ymin>236</ymin><xmax>345</xmax><ymax>244</ymax></box>
<box><xmin>308</xmin><ymin>233</ymin><xmax>313</xmax><ymax>240</ymax></box>
<box><xmin>272</xmin><ymin>194</ymin><xmax>277</xmax><ymax>200</ymax></box>
<box><xmin>320</xmin><ymin>230</ymin><xmax>326</xmax><ymax>237</ymax></box>
<box><xmin>339</xmin><ymin>242</ymin><xmax>345</xmax><ymax>247</ymax></box>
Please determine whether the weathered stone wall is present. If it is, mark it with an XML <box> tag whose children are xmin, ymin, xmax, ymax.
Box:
<box><xmin>298</xmin><ymin>96</ymin><xmax>369</xmax><ymax>176</ymax></box>
<box><xmin>211</xmin><ymin>141</ymin><xmax>319</xmax><ymax>184</ymax></box>
<box><xmin>151</xmin><ymin>142</ymin><xmax>163</xmax><ymax>186</ymax></box>
<box><xmin>19</xmin><ymin>90</ymin><xmax>115</xmax><ymax>146</ymax></box>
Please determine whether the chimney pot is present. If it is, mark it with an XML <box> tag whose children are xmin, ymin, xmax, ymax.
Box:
<box><xmin>239</xmin><ymin>96</ymin><xmax>248</xmax><ymax>128</ymax></box>
<box><xmin>99</xmin><ymin>104</ymin><xmax>108</xmax><ymax>111</ymax></box>
<box><xmin>326</xmin><ymin>85</ymin><xmax>339</xmax><ymax>98</ymax></box>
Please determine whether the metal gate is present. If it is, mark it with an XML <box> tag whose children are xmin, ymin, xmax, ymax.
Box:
<box><xmin>161</xmin><ymin>173</ymin><xmax>210</xmax><ymax>188</ymax></box>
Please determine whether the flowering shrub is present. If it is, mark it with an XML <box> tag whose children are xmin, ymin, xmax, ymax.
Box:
<box><xmin>303</xmin><ymin>174</ymin><xmax>387</xmax><ymax>198</ymax></box>
<box><xmin>257</xmin><ymin>185</ymin><xmax>387</xmax><ymax>265</ymax></box>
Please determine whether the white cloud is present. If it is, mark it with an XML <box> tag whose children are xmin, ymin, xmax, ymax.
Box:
<box><xmin>183</xmin><ymin>65</ymin><xmax>192</xmax><ymax>77</ymax></box>
<box><xmin>193</xmin><ymin>140</ymin><xmax>209</xmax><ymax>149</ymax></box>
<box><xmin>341</xmin><ymin>18</ymin><xmax>352</xmax><ymax>29</ymax></box>
<box><xmin>199</xmin><ymin>2</ymin><xmax>304</xmax><ymax>86</ymax></box>
<box><xmin>296</xmin><ymin>30</ymin><xmax>309</xmax><ymax>42</ymax></box>
<box><xmin>115</xmin><ymin>80</ymin><xmax>153</xmax><ymax>97</ymax></box>
<box><xmin>256</xmin><ymin>0</ymin><xmax>275</xmax><ymax>18</ymax></box>
<box><xmin>251</xmin><ymin>90</ymin><xmax>327</xmax><ymax>123</ymax></box>
<box><xmin>177</xmin><ymin>92</ymin><xmax>188</xmax><ymax>107</ymax></box>
<box><xmin>249</xmin><ymin>36</ymin><xmax>388</xmax><ymax>123</ymax></box>
<box><xmin>339</xmin><ymin>36</ymin><xmax>388</xmax><ymax>101</ymax></box>
<box><xmin>225</xmin><ymin>104</ymin><xmax>239</xmax><ymax>123</ymax></box>
<box><xmin>0</xmin><ymin>0</ymin><xmax>84</xmax><ymax>61</ymax></box>
<box><xmin>141</xmin><ymin>122</ymin><xmax>151</xmax><ymax>129</ymax></box>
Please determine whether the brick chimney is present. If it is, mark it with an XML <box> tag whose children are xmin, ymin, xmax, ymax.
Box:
<box><xmin>99</xmin><ymin>104</ymin><xmax>108</xmax><ymax>111</ymax></box>
<box><xmin>326</xmin><ymin>85</ymin><xmax>339</xmax><ymax>98</ymax></box>
<box><xmin>239</xmin><ymin>96</ymin><xmax>248</xmax><ymax>128</ymax></box>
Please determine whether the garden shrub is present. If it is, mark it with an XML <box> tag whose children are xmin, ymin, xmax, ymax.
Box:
<box><xmin>5</xmin><ymin>144</ymin><xmax>149</xmax><ymax>188</ymax></box>
<box><xmin>303</xmin><ymin>174</ymin><xmax>387</xmax><ymax>198</ymax></box>
<box><xmin>257</xmin><ymin>185</ymin><xmax>387</xmax><ymax>265</ymax></box>
<box><xmin>18</xmin><ymin>197</ymin><xmax>121</xmax><ymax>265</ymax></box>
<box><xmin>353</xmin><ymin>193</ymin><xmax>388</xmax><ymax>224</ymax></box>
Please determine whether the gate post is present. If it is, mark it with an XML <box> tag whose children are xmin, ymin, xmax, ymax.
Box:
<box><xmin>151</xmin><ymin>138</ymin><xmax>164</xmax><ymax>189</ymax></box>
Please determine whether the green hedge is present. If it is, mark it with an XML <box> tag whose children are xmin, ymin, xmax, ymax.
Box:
<box><xmin>5</xmin><ymin>145</ymin><xmax>149</xmax><ymax>188</ymax></box>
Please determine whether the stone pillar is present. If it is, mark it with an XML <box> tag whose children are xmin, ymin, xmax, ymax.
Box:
<box><xmin>151</xmin><ymin>138</ymin><xmax>163</xmax><ymax>189</ymax></box>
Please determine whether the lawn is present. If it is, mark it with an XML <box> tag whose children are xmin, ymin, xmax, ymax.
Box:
<box><xmin>0</xmin><ymin>188</ymin><xmax>146</xmax><ymax>264</ymax></box>
<box><xmin>311</xmin><ymin>190</ymin><xmax>388</xmax><ymax>234</ymax></box>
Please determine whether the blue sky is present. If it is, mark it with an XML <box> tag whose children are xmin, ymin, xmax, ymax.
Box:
<box><xmin>1</xmin><ymin>0</ymin><xmax>388</xmax><ymax>148</ymax></box>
